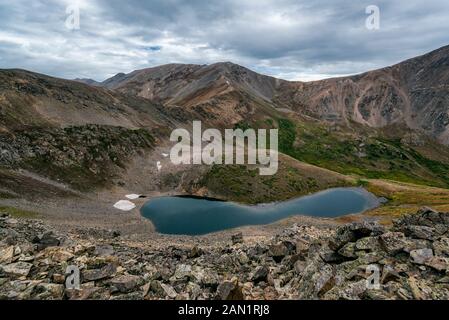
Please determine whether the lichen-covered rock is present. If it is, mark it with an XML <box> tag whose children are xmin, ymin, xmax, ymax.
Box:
<box><xmin>231</xmin><ymin>233</ymin><xmax>243</xmax><ymax>245</ymax></box>
<box><xmin>1</xmin><ymin>262</ymin><xmax>33</xmax><ymax>277</ymax></box>
<box><xmin>0</xmin><ymin>246</ymin><xmax>14</xmax><ymax>264</ymax></box>
<box><xmin>268</xmin><ymin>242</ymin><xmax>290</xmax><ymax>262</ymax></box>
<box><xmin>404</xmin><ymin>225</ymin><xmax>437</xmax><ymax>240</ymax></box>
<box><xmin>251</xmin><ymin>266</ymin><xmax>269</xmax><ymax>283</ymax></box>
<box><xmin>379</xmin><ymin>232</ymin><xmax>408</xmax><ymax>255</ymax></box>
<box><xmin>216</xmin><ymin>280</ymin><xmax>244</xmax><ymax>300</ymax></box>
<box><xmin>1</xmin><ymin>207</ymin><xmax>449</xmax><ymax>300</ymax></box>
<box><xmin>410</xmin><ymin>248</ymin><xmax>434</xmax><ymax>265</ymax></box>
<box><xmin>82</xmin><ymin>264</ymin><xmax>117</xmax><ymax>282</ymax></box>
<box><xmin>110</xmin><ymin>275</ymin><xmax>141</xmax><ymax>293</ymax></box>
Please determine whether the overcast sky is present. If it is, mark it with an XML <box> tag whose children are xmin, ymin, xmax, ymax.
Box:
<box><xmin>0</xmin><ymin>0</ymin><xmax>448</xmax><ymax>81</ymax></box>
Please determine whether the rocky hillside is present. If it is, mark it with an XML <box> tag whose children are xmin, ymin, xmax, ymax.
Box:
<box><xmin>101</xmin><ymin>62</ymin><xmax>282</xmax><ymax>104</ymax></box>
<box><xmin>0</xmin><ymin>69</ymin><xmax>177</xmax><ymax>194</ymax></box>
<box><xmin>93</xmin><ymin>62</ymin><xmax>286</xmax><ymax>127</ymax></box>
<box><xmin>275</xmin><ymin>45</ymin><xmax>449</xmax><ymax>145</ymax></box>
<box><xmin>0</xmin><ymin>125</ymin><xmax>156</xmax><ymax>191</ymax></box>
<box><xmin>0</xmin><ymin>69</ymin><xmax>174</xmax><ymax>132</ymax></box>
<box><xmin>1</xmin><ymin>207</ymin><xmax>448</xmax><ymax>300</ymax></box>
<box><xmin>100</xmin><ymin>46</ymin><xmax>449</xmax><ymax>145</ymax></box>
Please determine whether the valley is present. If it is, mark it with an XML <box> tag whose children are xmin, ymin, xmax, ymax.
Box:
<box><xmin>0</xmin><ymin>45</ymin><xmax>449</xmax><ymax>238</ymax></box>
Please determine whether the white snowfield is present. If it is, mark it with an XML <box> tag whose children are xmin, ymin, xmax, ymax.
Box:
<box><xmin>125</xmin><ymin>194</ymin><xmax>141</xmax><ymax>200</ymax></box>
<box><xmin>113</xmin><ymin>200</ymin><xmax>136</xmax><ymax>211</ymax></box>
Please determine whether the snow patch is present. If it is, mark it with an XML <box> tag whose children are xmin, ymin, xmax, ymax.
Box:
<box><xmin>113</xmin><ymin>200</ymin><xmax>136</xmax><ymax>211</ymax></box>
<box><xmin>125</xmin><ymin>194</ymin><xmax>141</xmax><ymax>200</ymax></box>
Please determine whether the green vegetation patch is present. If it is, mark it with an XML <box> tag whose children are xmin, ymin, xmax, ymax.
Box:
<box><xmin>1</xmin><ymin>125</ymin><xmax>155</xmax><ymax>191</ymax></box>
<box><xmin>0</xmin><ymin>206</ymin><xmax>39</xmax><ymax>218</ymax></box>
<box><xmin>277</xmin><ymin>118</ymin><xmax>449</xmax><ymax>189</ymax></box>
<box><xmin>199</xmin><ymin>163</ymin><xmax>352</xmax><ymax>204</ymax></box>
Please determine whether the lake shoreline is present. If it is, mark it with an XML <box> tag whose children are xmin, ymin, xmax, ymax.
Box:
<box><xmin>141</xmin><ymin>187</ymin><xmax>382</xmax><ymax>236</ymax></box>
<box><xmin>0</xmin><ymin>186</ymin><xmax>383</xmax><ymax>245</ymax></box>
<box><xmin>0</xmin><ymin>192</ymin><xmax>348</xmax><ymax>245</ymax></box>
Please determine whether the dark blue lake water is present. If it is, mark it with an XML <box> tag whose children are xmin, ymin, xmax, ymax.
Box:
<box><xmin>141</xmin><ymin>187</ymin><xmax>380</xmax><ymax>235</ymax></box>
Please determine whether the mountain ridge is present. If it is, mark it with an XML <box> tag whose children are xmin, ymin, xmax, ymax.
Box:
<box><xmin>72</xmin><ymin>45</ymin><xmax>449</xmax><ymax>144</ymax></box>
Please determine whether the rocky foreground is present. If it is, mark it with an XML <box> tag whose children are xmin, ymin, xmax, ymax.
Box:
<box><xmin>1</xmin><ymin>208</ymin><xmax>449</xmax><ymax>300</ymax></box>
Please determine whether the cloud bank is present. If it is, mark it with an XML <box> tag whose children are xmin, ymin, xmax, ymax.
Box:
<box><xmin>0</xmin><ymin>0</ymin><xmax>448</xmax><ymax>81</ymax></box>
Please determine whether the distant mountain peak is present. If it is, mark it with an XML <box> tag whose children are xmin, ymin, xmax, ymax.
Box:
<box><xmin>73</xmin><ymin>78</ymin><xmax>101</xmax><ymax>86</ymax></box>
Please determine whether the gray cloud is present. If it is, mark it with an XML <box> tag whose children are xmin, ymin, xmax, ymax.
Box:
<box><xmin>0</xmin><ymin>0</ymin><xmax>448</xmax><ymax>81</ymax></box>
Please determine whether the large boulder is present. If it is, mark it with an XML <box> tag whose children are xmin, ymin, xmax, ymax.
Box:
<box><xmin>329</xmin><ymin>222</ymin><xmax>384</xmax><ymax>251</ymax></box>
<box><xmin>1</xmin><ymin>262</ymin><xmax>33</xmax><ymax>277</ymax></box>
<box><xmin>403</xmin><ymin>225</ymin><xmax>436</xmax><ymax>241</ymax></box>
<box><xmin>82</xmin><ymin>263</ymin><xmax>117</xmax><ymax>282</ymax></box>
<box><xmin>379</xmin><ymin>232</ymin><xmax>408</xmax><ymax>255</ymax></box>
<box><xmin>410</xmin><ymin>248</ymin><xmax>433</xmax><ymax>265</ymax></box>
<box><xmin>110</xmin><ymin>275</ymin><xmax>141</xmax><ymax>293</ymax></box>
<box><xmin>297</xmin><ymin>261</ymin><xmax>335</xmax><ymax>299</ymax></box>
<box><xmin>0</xmin><ymin>246</ymin><xmax>15</xmax><ymax>264</ymax></box>
<box><xmin>251</xmin><ymin>266</ymin><xmax>269</xmax><ymax>283</ymax></box>
<box><xmin>216</xmin><ymin>280</ymin><xmax>244</xmax><ymax>300</ymax></box>
<box><xmin>268</xmin><ymin>242</ymin><xmax>290</xmax><ymax>263</ymax></box>
<box><xmin>32</xmin><ymin>231</ymin><xmax>60</xmax><ymax>251</ymax></box>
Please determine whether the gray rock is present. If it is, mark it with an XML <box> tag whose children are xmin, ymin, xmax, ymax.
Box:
<box><xmin>82</xmin><ymin>264</ymin><xmax>117</xmax><ymax>282</ymax></box>
<box><xmin>0</xmin><ymin>246</ymin><xmax>15</xmax><ymax>264</ymax></box>
<box><xmin>320</xmin><ymin>250</ymin><xmax>345</xmax><ymax>263</ymax></box>
<box><xmin>32</xmin><ymin>231</ymin><xmax>60</xmax><ymax>250</ymax></box>
<box><xmin>216</xmin><ymin>280</ymin><xmax>244</xmax><ymax>300</ymax></box>
<box><xmin>328</xmin><ymin>226</ymin><xmax>357</xmax><ymax>251</ymax></box>
<box><xmin>355</xmin><ymin>237</ymin><xmax>381</xmax><ymax>251</ymax></box>
<box><xmin>297</xmin><ymin>262</ymin><xmax>335</xmax><ymax>299</ymax></box>
<box><xmin>1</xmin><ymin>262</ymin><xmax>33</xmax><ymax>277</ymax></box>
<box><xmin>381</xmin><ymin>265</ymin><xmax>401</xmax><ymax>284</ymax></box>
<box><xmin>161</xmin><ymin>283</ymin><xmax>177</xmax><ymax>299</ymax></box>
<box><xmin>33</xmin><ymin>283</ymin><xmax>64</xmax><ymax>299</ymax></box>
<box><xmin>188</xmin><ymin>245</ymin><xmax>203</xmax><ymax>258</ymax></box>
<box><xmin>65</xmin><ymin>287</ymin><xmax>104</xmax><ymax>300</ymax></box>
<box><xmin>410</xmin><ymin>248</ymin><xmax>433</xmax><ymax>265</ymax></box>
<box><xmin>251</xmin><ymin>266</ymin><xmax>269</xmax><ymax>283</ymax></box>
<box><xmin>404</xmin><ymin>225</ymin><xmax>436</xmax><ymax>240</ymax></box>
<box><xmin>186</xmin><ymin>282</ymin><xmax>202</xmax><ymax>300</ymax></box>
<box><xmin>93</xmin><ymin>244</ymin><xmax>114</xmax><ymax>257</ymax></box>
<box><xmin>294</xmin><ymin>260</ymin><xmax>306</xmax><ymax>275</ymax></box>
<box><xmin>111</xmin><ymin>275</ymin><xmax>141</xmax><ymax>293</ymax></box>
<box><xmin>329</xmin><ymin>221</ymin><xmax>384</xmax><ymax>251</ymax></box>
<box><xmin>379</xmin><ymin>232</ymin><xmax>407</xmax><ymax>255</ymax></box>
<box><xmin>424</xmin><ymin>257</ymin><xmax>449</xmax><ymax>272</ymax></box>
<box><xmin>172</xmin><ymin>264</ymin><xmax>192</xmax><ymax>281</ymax></box>
<box><xmin>323</xmin><ymin>280</ymin><xmax>367</xmax><ymax>300</ymax></box>
<box><xmin>356</xmin><ymin>251</ymin><xmax>384</xmax><ymax>264</ymax></box>
<box><xmin>433</xmin><ymin>238</ymin><xmax>449</xmax><ymax>257</ymax></box>
<box><xmin>296</xmin><ymin>239</ymin><xmax>310</xmax><ymax>254</ymax></box>
<box><xmin>268</xmin><ymin>242</ymin><xmax>289</xmax><ymax>263</ymax></box>
<box><xmin>403</xmin><ymin>238</ymin><xmax>432</xmax><ymax>253</ymax></box>
<box><xmin>231</xmin><ymin>233</ymin><xmax>244</xmax><ymax>245</ymax></box>
<box><xmin>149</xmin><ymin>280</ymin><xmax>166</xmax><ymax>297</ymax></box>
<box><xmin>246</xmin><ymin>244</ymin><xmax>267</xmax><ymax>260</ymax></box>
<box><xmin>338</xmin><ymin>242</ymin><xmax>357</xmax><ymax>259</ymax></box>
